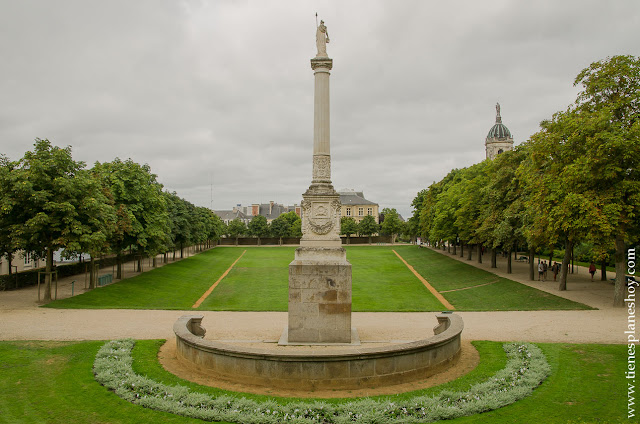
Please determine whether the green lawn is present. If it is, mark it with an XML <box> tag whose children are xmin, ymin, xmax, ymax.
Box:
<box><xmin>394</xmin><ymin>246</ymin><xmax>593</xmax><ymax>311</ymax></box>
<box><xmin>43</xmin><ymin>248</ymin><xmax>243</xmax><ymax>310</ymax></box>
<box><xmin>0</xmin><ymin>340</ymin><xmax>628</xmax><ymax>423</ymax></box>
<box><xmin>44</xmin><ymin>245</ymin><xmax>591</xmax><ymax>311</ymax></box>
<box><xmin>197</xmin><ymin>246</ymin><xmax>446</xmax><ymax>311</ymax></box>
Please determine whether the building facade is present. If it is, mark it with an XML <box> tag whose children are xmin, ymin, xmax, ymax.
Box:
<box><xmin>338</xmin><ymin>189</ymin><xmax>379</xmax><ymax>224</ymax></box>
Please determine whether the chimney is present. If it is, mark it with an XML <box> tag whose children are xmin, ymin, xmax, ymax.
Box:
<box><xmin>252</xmin><ymin>204</ymin><xmax>259</xmax><ymax>216</ymax></box>
<box><xmin>269</xmin><ymin>201</ymin><xmax>274</xmax><ymax>215</ymax></box>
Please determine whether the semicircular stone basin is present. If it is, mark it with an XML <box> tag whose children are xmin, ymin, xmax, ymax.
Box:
<box><xmin>174</xmin><ymin>313</ymin><xmax>463</xmax><ymax>391</ymax></box>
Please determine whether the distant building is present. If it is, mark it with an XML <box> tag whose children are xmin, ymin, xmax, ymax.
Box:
<box><xmin>338</xmin><ymin>189</ymin><xmax>379</xmax><ymax>224</ymax></box>
<box><xmin>213</xmin><ymin>208</ymin><xmax>251</xmax><ymax>225</ymax></box>
<box><xmin>215</xmin><ymin>201</ymin><xmax>300</xmax><ymax>224</ymax></box>
<box><xmin>485</xmin><ymin>102</ymin><xmax>514</xmax><ymax>160</ymax></box>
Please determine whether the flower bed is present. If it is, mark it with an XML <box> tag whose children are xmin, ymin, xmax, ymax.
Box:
<box><xmin>94</xmin><ymin>340</ymin><xmax>550</xmax><ymax>423</ymax></box>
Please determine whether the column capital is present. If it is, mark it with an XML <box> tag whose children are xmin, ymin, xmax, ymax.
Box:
<box><xmin>311</xmin><ymin>57</ymin><xmax>333</xmax><ymax>71</ymax></box>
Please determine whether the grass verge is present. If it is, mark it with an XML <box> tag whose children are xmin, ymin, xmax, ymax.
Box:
<box><xmin>0</xmin><ymin>340</ymin><xmax>628</xmax><ymax>423</ymax></box>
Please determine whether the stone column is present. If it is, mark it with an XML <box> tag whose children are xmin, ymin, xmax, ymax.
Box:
<box><xmin>286</xmin><ymin>32</ymin><xmax>352</xmax><ymax>344</ymax></box>
<box><xmin>312</xmin><ymin>57</ymin><xmax>332</xmax><ymax>184</ymax></box>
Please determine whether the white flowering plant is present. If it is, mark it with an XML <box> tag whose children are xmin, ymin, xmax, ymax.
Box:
<box><xmin>94</xmin><ymin>340</ymin><xmax>550</xmax><ymax>423</ymax></box>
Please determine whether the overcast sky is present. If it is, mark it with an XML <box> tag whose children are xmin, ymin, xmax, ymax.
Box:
<box><xmin>1</xmin><ymin>1</ymin><xmax>639</xmax><ymax>219</ymax></box>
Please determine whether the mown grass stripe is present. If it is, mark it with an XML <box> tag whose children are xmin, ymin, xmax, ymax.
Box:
<box><xmin>392</xmin><ymin>249</ymin><xmax>455</xmax><ymax>310</ymax></box>
<box><xmin>192</xmin><ymin>250</ymin><xmax>247</xmax><ymax>308</ymax></box>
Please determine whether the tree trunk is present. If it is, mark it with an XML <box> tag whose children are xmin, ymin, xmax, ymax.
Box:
<box><xmin>89</xmin><ymin>257</ymin><xmax>96</xmax><ymax>289</ymax></box>
<box><xmin>529</xmin><ymin>246</ymin><xmax>535</xmax><ymax>281</ymax></box>
<box><xmin>180</xmin><ymin>243</ymin><xmax>184</xmax><ymax>258</ymax></box>
<box><xmin>368</xmin><ymin>236</ymin><xmax>372</xmax><ymax>245</ymax></box>
<box><xmin>447</xmin><ymin>242</ymin><xmax>450</xmax><ymax>253</ymax></box>
<box><xmin>137</xmin><ymin>257</ymin><xmax>142</xmax><ymax>272</ymax></box>
<box><xmin>452</xmin><ymin>243</ymin><xmax>456</xmax><ymax>255</ymax></box>
<box><xmin>507</xmin><ymin>250</ymin><xmax>512</xmax><ymax>274</ymax></box>
<box><xmin>235</xmin><ymin>237</ymin><xmax>239</xmax><ymax>247</ymax></box>
<box><xmin>477</xmin><ymin>244</ymin><xmax>482</xmax><ymax>264</ymax></box>
<box><xmin>153</xmin><ymin>257</ymin><xmax>157</xmax><ymax>268</ymax></box>
<box><xmin>559</xmin><ymin>239</ymin><xmax>573</xmax><ymax>291</ymax></box>
<box><xmin>43</xmin><ymin>247</ymin><xmax>53</xmax><ymax>301</ymax></box>
<box><xmin>164</xmin><ymin>252</ymin><xmax>168</xmax><ymax>263</ymax></box>
<box><xmin>467</xmin><ymin>244</ymin><xmax>473</xmax><ymax>260</ymax></box>
<box><xmin>613</xmin><ymin>234</ymin><xmax>626</xmax><ymax>307</ymax></box>
<box><xmin>116</xmin><ymin>252</ymin><xmax>123</xmax><ymax>279</ymax></box>
<box><xmin>460</xmin><ymin>243</ymin><xmax>464</xmax><ymax>258</ymax></box>
<box><xmin>7</xmin><ymin>253</ymin><xmax>12</xmax><ymax>275</ymax></box>
<box><xmin>571</xmin><ymin>246</ymin><xmax>574</xmax><ymax>274</ymax></box>
<box><xmin>491</xmin><ymin>248</ymin><xmax>497</xmax><ymax>268</ymax></box>
<box><xmin>600</xmin><ymin>260</ymin><xmax>607</xmax><ymax>281</ymax></box>
<box><xmin>548</xmin><ymin>251</ymin><xmax>554</xmax><ymax>264</ymax></box>
<box><xmin>279</xmin><ymin>237</ymin><xmax>283</xmax><ymax>246</ymax></box>
<box><xmin>257</xmin><ymin>237</ymin><xmax>261</xmax><ymax>246</ymax></box>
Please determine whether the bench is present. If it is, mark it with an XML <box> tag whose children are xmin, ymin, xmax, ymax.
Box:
<box><xmin>98</xmin><ymin>273</ymin><xmax>113</xmax><ymax>287</ymax></box>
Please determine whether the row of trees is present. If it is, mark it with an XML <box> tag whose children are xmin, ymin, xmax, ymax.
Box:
<box><xmin>409</xmin><ymin>56</ymin><xmax>640</xmax><ymax>307</ymax></box>
<box><xmin>223</xmin><ymin>207</ymin><xmax>407</xmax><ymax>245</ymax></box>
<box><xmin>224</xmin><ymin>211</ymin><xmax>302</xmax><ymax>245</ymax></box>
<box><xmin>0</xmin><ymin>140</ymin><xmax>225</xmax><ymax>299</ymax></box>
<box><xmin>340</xmin><ymin>208</ymin><xmax>405</xmax><ymax>243</ymax></box>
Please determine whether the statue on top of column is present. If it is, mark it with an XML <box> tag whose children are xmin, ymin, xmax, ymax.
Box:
<box><xmin>316</xmin><ymin>19</ymin><xmax>330</xmax><ymax>57</ymax></box>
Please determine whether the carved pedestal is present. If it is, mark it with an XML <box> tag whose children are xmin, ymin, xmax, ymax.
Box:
<box><xmin>288</xmin><ymin>247</ymin><xmax>352</xmax><ymax>343</ymax></box>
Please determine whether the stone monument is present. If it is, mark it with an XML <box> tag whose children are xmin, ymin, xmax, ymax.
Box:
<box><xmin>286</xmin><ymin>19</ymin><xmax>353</xmax><ymax>344</ymax></box>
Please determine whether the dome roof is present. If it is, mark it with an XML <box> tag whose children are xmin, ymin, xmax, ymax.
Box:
<box><xmin>487</xmin><ymin>122</ymin><xmax>512</xmax><ymax>139</ymax></box>
<box><xmin>486</xmin><ymin>102</ymin><xmax>512</xmax><ymax>139</ymax></box>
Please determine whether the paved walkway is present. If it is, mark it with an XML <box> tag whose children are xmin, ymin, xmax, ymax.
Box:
<box><xmin>0</xmin><ymin>245</ymin><xmax>628</xmax><ymax>345</ymax></box>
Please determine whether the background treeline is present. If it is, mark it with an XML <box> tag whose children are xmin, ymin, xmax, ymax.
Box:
<box><xmin>407</xmin><ymin>56</ymin><xmax>640</xmax><ymax>307</ymax></box>
<box><xmin>0</xmin><ymin>142</ymin><xmax>225</xmax><ymax>299</ymax></box>
<box><xmin>223</xmin><ymin>207</ymin><xmax>406</xmax><ymax>246</ymax></box>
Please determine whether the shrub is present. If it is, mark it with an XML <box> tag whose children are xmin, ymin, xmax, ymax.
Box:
<box><xmin>94</xmin><ymin>340</ymin><xmax>550</xmax><ymax>423</ymax></box>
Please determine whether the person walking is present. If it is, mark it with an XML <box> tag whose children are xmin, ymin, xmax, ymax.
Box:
<box><xmin>542</xmin><ymin>261</ymin><xmax>548</xmax><ymax>281</ymax></box>
<box><xmin>538</xmin><ymin>261</ymin><xmax>544</xmax><ymax>281</ymax></box>
<box><xmin>552</xmin><ymin>262</ymin><xmax>559</xmax><ymax>281</ymax></box>
<box><xmin>589</xmin><ymin>262</ymin><xmax>597</xmax><ymax>281</ymax></box>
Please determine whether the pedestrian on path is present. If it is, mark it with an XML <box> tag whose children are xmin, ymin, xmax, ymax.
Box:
<box><xmin>589</xmin><ymin>262</ymin><xmax>596</xmax><ymax>281</ymax></box>
<box><xmin>538</xmin><ymin>261</ymin><xmax>544</xmax><ymax>281</ymax></box>
<box><xmin>552</xmin><ymin>262</ymin><xmax>559</xmax><ymax>281</ymax></box>
<box><xmin>542</xmin><ymin>261</ymin><xmax>548</xmax><ymax>280</ymax></box>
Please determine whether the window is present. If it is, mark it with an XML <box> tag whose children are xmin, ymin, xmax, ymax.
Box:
<box><xmin>367</xmin><ymin>208</ymin><xmax>373</xmax><ymax>216</ymax></box>
<box><xmin>346</xmin><ymin>208</ymin><xmax>351</xmax><ymax>216</ymax></box>
<box><xmin>358</xmin><ymin>207</ymin><xmax>364</xmax><ymax>216</ymax></box>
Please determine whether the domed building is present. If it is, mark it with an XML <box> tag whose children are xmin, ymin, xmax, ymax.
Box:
<box><xmin>485</xmin><ymin>103</ymin><xmax>514</xmax><ymax>160</ymax></box>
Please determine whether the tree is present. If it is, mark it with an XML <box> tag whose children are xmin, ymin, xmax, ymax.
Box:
<box><xmin>10</xmin><ymin>139</ymin><xmax>113</xmax><ymax>300</ymax></box>
<box><xmin>248</xmin><ymin>215</ymin><xmax>269</xmax><ymax>245</ymax></box>
<box><xmin>340</xmin><ymin>216</ymin><xmax>358</xmax><ymax>244</ymax></box>
<box><xmin>522</xmin><ymin>55</ymin><xmax>640</xmax><ymax>298</ymax></box>
<box><xmin>358</xmin><ymin>215</ymin><xmax>379</xmax><ymax>245</ymax></box>
<box><xmin>93</xmin><ymin>158</ymin><xmax>168</xmax><ymax>277</ymax></box>
<box><xmin>269</xmin><ymin>216</ymin><xmax>290</xmax><ymax>245</ymax></box>
<box><xmin>227</xmin><ymin>218</ymin><xmax>247</xmax><ymax>246</ymax></box>
<box><xmin>0</xmin><ymin>156</ymin><xmax>18</xmax><ymax>277</ymax></box>
<box><xmin>477</xmin><ymin>147</ymin><xmax>528</xmax><ymax>273</ymax></box>
<box><xmin>453</xmin><ymin>163</ymin><xmax>489</xmax><ymax>262</ymax></box>
<box><xmin>380</xmin><ymin>208</ymin><xmax>403</xmax><ymax>244</ymax></box>
<box><xmin>281</xmin><ymin>211</ymin><xmax>302</xmax><ymax>237</ymax></box>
